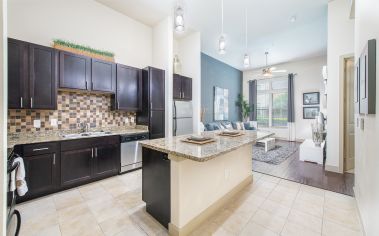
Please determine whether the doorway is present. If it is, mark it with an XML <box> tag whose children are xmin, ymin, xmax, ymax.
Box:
<box><xmin>343</xmin><ymin>57</ymin><xmax>355</xmax><ymax>173</ymax></box>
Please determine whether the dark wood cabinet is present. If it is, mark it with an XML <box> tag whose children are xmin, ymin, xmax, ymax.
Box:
<box><xmin>173</xmin><ymin>74</ymin><xmax>192</xmax><ymax>101</ymax></box>
<box><xmin>181</xmin><ymin>76</ymin><xmax>192</xmax><ymax>100</ymax></box>
<box><xmin>60</xmin><ymin>136</ymin><xmax>120</xmax><ymax>188</ymax></box>
<box><xmin>8</xmin><ymin>39</ymin><xmax>27</xmax><ymax>109</ymax></box>
<box><xmin>8</xmin><ymin>38</ymin><xmax>57</xmax><ymax>109</ymax></box>
<box><xmin>112</xmin><ymin>64</ymin><xmax>142</xmax><ymax>111</ymax></box>
<box><xmin>150</xmin><ymin>110</ymin><xmax>165</xmax><ymax>139</ymax></box>
<box><xmin>29</xmin><ymin>44</ymin><xmax>57</xmax><ymax>109</ymax></box>
<box><xmin>20</xmin><ymin>142</ymin><xmax>59</xmax><ymax>200</ymax></box>
<box><xmin>137</xmin><ymin>67</ymin><xmax>165</xmax><ymax>139</ymax></box>
<box><xmin>59</xmin><ymin>51</ymin><xmax>91</xmax><ymax>90</ymax></box>
<box><xmin>142</xmin><ymin>147</ymin><xmax>170</xmax><ymax>228</ymax></box>
<box><xmin>93</xmin><ymin>144</ymin><xmax>119</xmax><ymax>178</ymax></box>
<box><xmin>173</xmin><ymin>74</ymin><xmax>182</xmax><ymax>100</ymax></box>
<box><xmin>91</xmin><ymin>59</ymin><xmax>116</xmax><ymax>93</ymax></box>
<box><xmin>61</xmin><ymin>148</ymin><xmax>93</xmax><ymax>187</ymax></box>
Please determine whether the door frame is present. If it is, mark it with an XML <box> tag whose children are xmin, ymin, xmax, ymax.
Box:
<box><xmin>338</xmin><ymin>54</ymin><xmax>355</xmax><ymax>173</ymax></box>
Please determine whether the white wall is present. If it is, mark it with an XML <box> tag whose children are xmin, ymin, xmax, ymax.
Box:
<box><xmin>174</xmin><ymin>32</ymin><xmax>202</xmax><ymax>133</ymax></box>
<box><xmin>354</xmin><ymin>0</ymin><xmax>379</xmax><ymax>235</ymax></box>
<box><xmin>0</xmin><ymin>0</ymin><xmax>6</xmax><ymax>234</ymax></box>
<box><xmin>326</xmin><ymin>0</ymin><xmax>355</xmax><ymax>172</ymax></box>
<box><xmin>8</xmin><ymin>0</ymin><xmax>152</xmax><ymax>68</ymax></box>
<box><xmin>152</xmin><ymin>17</ymin><xmax>174</xmax><ymax>137</ymax></box>
<box><xmin>243</xmin><ymin>56</ymin><xmax>326</xmax><ymax>140</ymax></box>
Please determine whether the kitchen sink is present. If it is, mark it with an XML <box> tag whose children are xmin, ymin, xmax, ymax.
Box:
<box><xmin>62</xmin><ymin>131</ymin><xmax>112</xmax><ymax>139</ymax></box>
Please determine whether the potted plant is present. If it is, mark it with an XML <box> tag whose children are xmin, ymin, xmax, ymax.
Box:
<box><xmin>235</xmin><ymin>94</ymin><xmax>251</xmax><ymax>122</ymax></box>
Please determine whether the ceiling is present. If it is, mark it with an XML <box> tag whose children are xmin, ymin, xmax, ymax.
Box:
<box><xmin>95</xmin><ymin>0</ymin><xmax>327</xmax><ymax>71</ymax></box>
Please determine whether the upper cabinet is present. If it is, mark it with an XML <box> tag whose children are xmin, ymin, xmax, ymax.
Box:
<box><xmin>91</xmin><ymin>59</ymin><xmax>116</xmax><ymax>93</ymax></box>
<box><xmin>59</xmin><ymin>52</ymin><xmax>116</xmax><ymax>93</ymax></box>
<box><xmin>8</xmin><ymin>38</ymin><xmax>57</xmax><ymax>110</ymax></box>
<box><xmin>112</xmin><ymin>64</ymin><xmax>142</xmax><ymax>111</ymax></box>
<box><xmin>59</xmin><ymin>51</ymin><xmax>91</xmax><ymax>90</ymax></box>
<box><xmin>173</xmin><ymin>74</ymin><xmax>192</xmax><ymax>101</ymax></box>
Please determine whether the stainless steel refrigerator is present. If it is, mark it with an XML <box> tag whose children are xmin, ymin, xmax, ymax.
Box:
<box><xmin>173</xmin><ymin>101</ymin><xmax>193</xmax><ymax>136</ymax></box>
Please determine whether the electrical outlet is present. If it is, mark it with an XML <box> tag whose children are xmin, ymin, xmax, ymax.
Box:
<box><xmin>130</xmin><ymin>116</ymin><xmax>135</xmax><ymax>123</ymax></box>
<box><xmin>124</xmin><ymin>117</ymin><xmax>129</xmax><ymax>124</ymax></box>
<box><xmin>50</xmin><ymin>118</ymin><xmax>58</xmax><ymax>127</ymax></box>
<box><xmin>33</xmin><ymin>120</ymin><xmax>41</xmax><ymax>128</ymax></box>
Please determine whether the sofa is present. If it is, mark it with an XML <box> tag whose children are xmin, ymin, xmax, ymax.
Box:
<box><xmin>203</xmin><ymin>121</ymin><xmax>257</xmax><ymax>131</ymax></box>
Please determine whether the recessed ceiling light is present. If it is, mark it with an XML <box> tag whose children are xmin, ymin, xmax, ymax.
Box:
<box><xmin>290</xmin><ymin>15</ymin><xmax>297</xmax><ymax>23</ymax></box>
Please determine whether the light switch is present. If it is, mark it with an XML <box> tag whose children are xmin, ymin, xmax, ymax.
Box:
<box><xmin>33</xmin><ymin>120</ymin><xmax>41</xmax><ymax>128</ymax></box>
<box><xmin>124</xmin><ymin>117</ymin><xmax>129</xmax><ymax>124</ymax></box>
<box><xmin>50</xmin><ymin>118</ymin><xmax>58</xmax><ymax>127</ymax></box>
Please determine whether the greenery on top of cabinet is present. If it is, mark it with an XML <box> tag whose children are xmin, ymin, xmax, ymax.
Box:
<box><xmin>53</xmin><ymin>39</ymin><xmax>115</xmax><ymax>57</ymax></box>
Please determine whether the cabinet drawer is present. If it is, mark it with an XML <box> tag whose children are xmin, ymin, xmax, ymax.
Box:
<box><xmin>23</xmin><ymin>142</ymin><xmax>58</xmax><ymax>156</ymax></box>
<box><xmin>61</xmin><ymin>136</ymin><xmax>119</xmax><ymax>152</ymax></box>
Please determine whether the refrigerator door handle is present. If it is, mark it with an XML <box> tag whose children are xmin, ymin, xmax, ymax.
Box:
<box><xmin>173</xmin><ymin>102</ymin><xmax>177</xmax><ymax>136</ymax></box>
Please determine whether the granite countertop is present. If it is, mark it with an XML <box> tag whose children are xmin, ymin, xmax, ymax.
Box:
<box><xmin>7</xmin><ymin>125</ymin><xmax>149</xmax><ymax>149</ymax></box>
<box><xmin>140</xmin><ymin>130</ymin><xmax>274</xmax><ymax>162</ymax></box>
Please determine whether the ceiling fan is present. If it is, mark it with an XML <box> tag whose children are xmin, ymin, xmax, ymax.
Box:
<box><xmin>261</xmin><ymin>52</ymin><xmax>287</xmax><ymax>77</ymax></box>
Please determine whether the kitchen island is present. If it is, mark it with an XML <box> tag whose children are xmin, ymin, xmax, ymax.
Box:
<box><xmin>140</xmin><ymin>130</ymin><xmax>274</xmax><ymax>236</ymax></box>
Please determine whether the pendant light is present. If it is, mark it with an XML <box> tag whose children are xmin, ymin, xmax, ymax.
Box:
<box><xmin>174</xmin><ymin>2</ymin><xmax>185</xmax><ymax>32</ymax></box>
<box><xmin>243</xmin><ymin>8</ymin><xmax>250</xmax><ymax>67</ymax></box>
<box><xmin>218</xmin><ymin>0</ymin><xmax>226</xmax><ymax>54</ymax></box>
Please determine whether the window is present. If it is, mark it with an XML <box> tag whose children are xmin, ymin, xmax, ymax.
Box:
<box><xmin>257</xmin><ymin>79</ymin><xmax>288</xmax><ymax>127</ymax></box>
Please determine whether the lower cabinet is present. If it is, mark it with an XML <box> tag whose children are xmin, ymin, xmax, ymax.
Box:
<box><xmin>142</xmin><ymin>147</ymin><xmax>170</xmax><ymax>228</ymax></box>
<box><xmin>61</xmin><ymin>148</ymin><xmax>93</xmax><ymax>187</ymax></box>
<box><xmin>17</xmin><ymin>136</ymin><xmax>120</xmax><ymax>202</ymax></box>
<box><xmin>19</xmin><ymin>142</ymin><xmax>60</xmax><ymax>201</ymax></box>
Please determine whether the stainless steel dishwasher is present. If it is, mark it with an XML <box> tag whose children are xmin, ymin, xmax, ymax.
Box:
<box><xmin>120</xmin><ymin>132</ymin><xmax>149</xmax><ymax>173</ymax></box>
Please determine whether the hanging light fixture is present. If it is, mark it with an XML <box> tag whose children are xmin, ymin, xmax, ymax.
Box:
<box><xmin>174</xmin><ymin>2</ymin><xmax>185</xmax><ymax>32</ymax></box>
<box><xmin>218</xmin><ymin>0</ymin><xmax>226</xmax><ymax>54</ymax></box>
<box><xmin>243</xmin><ymin>8</ymin><xmax>250</xmax><ymax>67</ymax></box>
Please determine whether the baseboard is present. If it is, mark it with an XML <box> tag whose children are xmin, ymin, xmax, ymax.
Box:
<box><xmin>353</xmin><ymin>185</ymin><xmax>367</xmax><ymax>236</ymax></box>
<box><xmin>168</xmin><ymin>175</ymin><xmax>253</xmax><ymax>236</ymax></box>
<box><xmin>325</xmin><ymin>164</ymin><xmax>342</xmax><ymax>173</ymax></box>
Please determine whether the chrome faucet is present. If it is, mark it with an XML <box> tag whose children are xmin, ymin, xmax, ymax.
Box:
<box><xmin>78</xmin><ymin>122</ymin><xmax>90</xmax><ymax>133</ymax></box>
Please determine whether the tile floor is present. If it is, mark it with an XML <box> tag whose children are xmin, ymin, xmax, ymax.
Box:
<box><xmin>17</xmin><ymin>171</ymin><xmax>363</xmax><ymax>236</ymax></box>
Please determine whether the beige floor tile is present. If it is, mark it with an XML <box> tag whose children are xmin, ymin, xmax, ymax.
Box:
<box><xmin>251</xmin><ymin>182</ymin><xmax>276</xmax><ymax>198</ymax></box>
<box><xmin>292</xmin><ymin>195</ymin><xmax>324</xmax><ymax>218</ymax></box>
<box><xmin>278</xmin><ymin>179</ymin><xmax>301</xmax><ymax>191</ymax></box>
<box><xmin>251</xmin><ymin>209</ymin><xmax>286</xmax><ymax>233</ymax></box>
<box><xmin>322</xmin><ymin>220</ymin><xmax>363</xmax><ymax>236</ymax></box>
<box><xmin>87</xmin><ymin>197</ymin><xmax>126</xmax><ymax>223</ymax></box>
<box><xmin>209</xmin><ymin>209</ymin><xmax>234</xmax><ymax>225</ymax></box>
<box><xmin>60</xmin><ymin>212</ymin><xmax>104</xmax><ymax>236</ymax></box>
<box><xmin>260</xmin><ymin>175</ymin><xmax>281</xmax><ymax>184</ymax></box>
<box><xmin>99</xmin><ymin>212</ymin><xmax>136</xmax><ymax>236</ymax></box>
<box><xmin>21</xmin><ymin>212</ymin><xmax>59</xmax><ymax>235</ymax></box>
<box><xmin>323</xmin><ymin>207</ymin><xmax>361</xmax><ymax>231</ymax></box>
<box><xmin>267</xmin><ymin>188</ymin><xmax>297</xmax><ymax>207</ymax></box>
<box><xmin>113</xmin><ymin>226</ymin><xmax>147</xmax><ymax>236</ymax></box>
<box><xmin>116</xmin><ymin>188</ymin><xmax>144</xmax><ymax>211</ymax></box>
<box><xmin>324</xmin><ymin>191</ymin><xmax>357</xmax><ymax>212</ymax></box>
<box><xmin>100</xmin><ymin>177</ymin><xmax>131</xmax><ymax>197</ymax></box>
<box><xmin>281</xmin><ymin>221</ymin><xmax>320</xmax><ymax>236</ymax></box>
<box><xmin>129</xmin><ymin>206</ymin><xmax>167</xmax><ymax>236</ymax></box>
<box><xmin>57</xmin><ymin>202</ymin><xmax>92</xmax><ymax>224</ymax></box>
<box><xmin>252</xmin><ymin>172</ymin><xmax>264</xmax><ymax>180</ymax></box>
<box><xmin>17</xmin><ymin>196</ymin><xmax>57</xmax><ymax>222</ymax></box>
<box><xmin>53</xmin><ymin>189</ymin><xmax>84</xmax><ymax>210</ymax></box>
<box><xmin>240</xmin><ymin>221</ymin><xmax>278</xmax><ymax>236</ymax></box>
<box><xmin>287</xmin><ymin>209</ymin><xmax>322</xmax><ymax>233</ymax></box>
<box><xmin>259</xmin><ymin>199</ymin><xmax>291</xmax><ymax>219</ymax></box>
<box><xmin>189</xmin><ymin>221</ymin><xmax>234</xmax><ymax>236</ymax></box>
<box><xmin>21</xmin><ymin>224</ymin><xmax>61</xmax><ymax>236</ymax></box>
<box><xmin>296</xmin><ymin>190</ymin><xmax>324</xmax><ymax>205</ymax></box>
<box><xmin>78</xmin><ymin>182</ymin><xmax>112</xmax><ymax>201</ymax></box>
<box><xmin>219</xmin><ymin>210</ymin><xmax>253</xmax><ymax>235</ymax></box>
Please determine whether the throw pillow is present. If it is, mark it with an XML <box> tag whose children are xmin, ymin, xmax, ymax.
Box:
<box><xmin>223</xmin><ymin>123</ymin><xmax>233</xmax><ymax>130</ymax></box>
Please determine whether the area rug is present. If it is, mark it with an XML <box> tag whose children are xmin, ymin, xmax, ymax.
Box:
<box><xmin>253</xmin><ymin>142</ymin><xmax>299</xmax><ymax>165</ymax></box>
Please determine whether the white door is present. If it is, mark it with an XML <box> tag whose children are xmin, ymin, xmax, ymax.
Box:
<box><xmin>344</xmin><ymin>57</ymin><xmax>355</xmax><ymax>172</ymax></box>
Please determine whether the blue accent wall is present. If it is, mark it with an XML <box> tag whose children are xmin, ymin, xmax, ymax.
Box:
<box><xmin>201</xmin><ymin>53</ymin><xmax>243</xmax><ymax>123</ymax></box>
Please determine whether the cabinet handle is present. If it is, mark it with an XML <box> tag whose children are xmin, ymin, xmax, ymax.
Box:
<box><xmin>95</xmin><ymin>148</ymin><xmax>98</xmax><ymax>157</ymax></box>
<box><xmin>20</xmin><ymin>97</ymin><xmax>23</xmax><ymax>108</ymax></box>
<box><xmin>117</xmin><ymin>101</ymin><xmax>120</xmax><ymax>109</ymax></box>
<box><xmin>30</xmin><ymin>97</ymin><xmax>33</xmax><ymax>108</ymax></box>
<box><xmin>182</xmin><ymin>91</ymin><xmax>184</xmax><ymax>98</ymax></box>
<box><xmin>150</xmin><ymin>102</ymin><xmax>152</xmax><ymax>109</ymax></box>
<box><xmin>32</xmin><ymin>147</ymin><xmax>49</xmax><ymax>151</ymax></box>
<box><xmin>53</xmin><ymin>154</ymin><xmax>56</xmax><ymax>165</ymax></box>
<box><xmin>91</xmin><ymin>148</ymin><xmax>94</xmax><ymax>158</ymax></box>
<box><xmin>85</xmin><ymin>81</ymin><xmax>88</xmax><ymax>89</ymax></box>
<box><xmin>91</xmin><ymin>81</ymin><xmax>94</xmax><ymax>90</ymax></box>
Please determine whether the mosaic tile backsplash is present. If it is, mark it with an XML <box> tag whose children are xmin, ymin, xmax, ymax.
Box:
<box><xmin>8</xmin><ymin>91</ymin><xmax>136</xmax><ymax>133</ymax></box>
